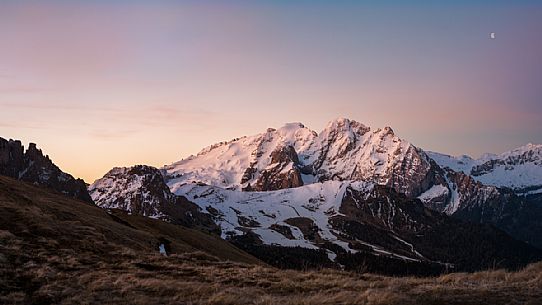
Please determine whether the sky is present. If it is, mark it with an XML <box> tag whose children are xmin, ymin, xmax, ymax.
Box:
<box><xmin>1</xmin><ymin>0</ymin><xmax>541</xmax><ymax>183</ymax></box>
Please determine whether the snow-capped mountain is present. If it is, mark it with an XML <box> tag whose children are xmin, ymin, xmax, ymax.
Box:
<box><xmin>88</xmin><ymin>118</ymin><xmax>542</xmax><ymax>272</ymax></box>
<box><xmin>163</xmin><ymin>118</ymin><xmax>506</xmax><ymax>219</ymax></box>
<box><xmin>0</xmin><ymin>137</ymin><xmax>92</xmax><ymax>202</ymax></box>
<box><xmin>164</xmin><ymin>118</ymin><xmax>443</xmax><ymax>198</ymax></box>
<box><xmin>427</xmin><ymin>144</ymin><xmax>542</xmax><ymax>195</ymax></box>
<box><xmin>89</xmin><ymin>165</ymin><xmax>218</xmax><ymax>233</ymax></box>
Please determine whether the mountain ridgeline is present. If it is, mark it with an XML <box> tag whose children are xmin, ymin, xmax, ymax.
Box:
<box><xmin>1</xmin><ymin>119</ymin><xmax>540</xmax><ymax>276</ymax></box>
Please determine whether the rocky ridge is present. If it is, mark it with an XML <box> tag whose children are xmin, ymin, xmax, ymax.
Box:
<box><xmin>0</xmin><ymin>137</ymin><xmax>92</xmax><ymax>202</ymax></box>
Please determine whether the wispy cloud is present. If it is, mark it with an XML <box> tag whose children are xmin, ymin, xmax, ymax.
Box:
<box><xmin>0</xmin><ymin>86</ymin><xmax>52</xmax><ymax>94</ymax></box>
<box><xmin>0</xmin><ymin>121</ymin><xmax>44</xmax><ymax>130</ymax></box>
<box><xmin>132</xmin><ymin>104</ymin><xmax>217</xmax><ymax>128</ymax></box>
<box><xmin>0</xmin><ymin>100</ymin><xmax>220</xmax><ymax>136</ymax></box>
<box><xmin>0</xmin><ymin>101</ymin><xmax>114</xmax><ymax>111</ymax></box>
<box><xmin>89</xmin><ymin>128</ymin><xmax>139</xmax><ymax>141</ymax></box>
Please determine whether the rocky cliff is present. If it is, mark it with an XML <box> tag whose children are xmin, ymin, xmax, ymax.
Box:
<box><xmin>0</xmin><ymin>137</ymin><xmax>92</xmax><ymax>203</ymax></box>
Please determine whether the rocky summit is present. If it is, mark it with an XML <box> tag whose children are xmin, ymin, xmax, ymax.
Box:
<box><xmin>0</xmin><ymin>137</ymin><xmax>92</xmax><ymax>203</ymax></box>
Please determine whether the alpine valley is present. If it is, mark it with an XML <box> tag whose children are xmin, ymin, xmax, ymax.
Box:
<box><xmin>86</xmin><ymin>118</ymin><xmax>542</xmax><ymax>275</ymax></box>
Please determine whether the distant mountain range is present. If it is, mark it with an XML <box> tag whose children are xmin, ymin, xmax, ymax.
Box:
<box><xmin>428</xmin><ymin>144</ymin><xmax>542</xmax><ymax>195</ymax></box>
<box><xmin>86</xmin><ymin>118</ymin><xmax>542</xmax><ymax>274</ymax></box>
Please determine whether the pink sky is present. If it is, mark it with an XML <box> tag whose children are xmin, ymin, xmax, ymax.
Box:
<box><xmin>1</xmin><ymin>1</ymin><xmax>541</xmax><ymax>182</ymax></box>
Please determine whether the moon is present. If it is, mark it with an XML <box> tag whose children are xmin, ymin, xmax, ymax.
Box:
<box><xmin>490</xmin><ymin>32</ymin><xmax>496</xmax><ymax>39</ymax></box>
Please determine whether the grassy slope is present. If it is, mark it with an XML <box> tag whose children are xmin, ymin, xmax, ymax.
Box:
<box><xmin>1</xmin><ymin>176</ymin><xmax>541</xmax><ymax>305</ymax></box>
<box><xmin>0</xmin><ymin>175</ymin><xmax>259</xmax><ymax>264</ymax></box>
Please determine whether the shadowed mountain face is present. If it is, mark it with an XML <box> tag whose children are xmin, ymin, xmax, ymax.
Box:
<box><xmin>0</xmin><ymin>137</ymin><xmax>92</xmax><ymax>203</ymax></box>
<box><xmin>425</xmin><ymin>162</ymin><xmax>542</xmax><ymax>249</ymax></box>
<box><xmin>337</xmin><ymin>186</ymin><xmax>542</xmax><ymax>272</ymax></box>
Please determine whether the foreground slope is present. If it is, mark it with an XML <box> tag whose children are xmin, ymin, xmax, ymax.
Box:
<box><xmin>0</xmin><ymin>176</ymin><xmax>259</xmax><ymax>266</ymax></box>
<box><xmin>2</xmin><ymin>177</ymin><xmax>542</xmax><ymax>304</ymax></box>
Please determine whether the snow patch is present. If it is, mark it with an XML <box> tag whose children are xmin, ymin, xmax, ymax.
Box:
<box><xmin>418</xmin><ymin>184</ymin><xmax>449</xmax><ymax>203</ymax></box>
<box><xmin>169</xmin><ymin>180</ymin><xmax>373</xmax><ymax>260</ymax></box>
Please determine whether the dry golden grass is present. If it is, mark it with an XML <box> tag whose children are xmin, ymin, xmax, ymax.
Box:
<box><xmin>1</xmin><ymin>176</ymin><xmax>541</xmax><ymax>305</ymax></box>
<box><xmin>0</xmin><ymin>176</ymin><xmax>260</xmax><ymax>265</ymax></box>
<box><xmin>2</xmin><ymin>227</ymin><xmax>541</xmax><ymax>305</ymax></box>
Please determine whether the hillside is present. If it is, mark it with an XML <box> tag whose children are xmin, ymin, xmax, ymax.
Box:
<box><xmin>2</xmin><ymin>177</ymin><xmax>542</xmax><ymax>304</ymax></box>
<box><xmin>0</xmin><ymin>175</ymin><xmax>259</xmax><ymax>267</ymax></box>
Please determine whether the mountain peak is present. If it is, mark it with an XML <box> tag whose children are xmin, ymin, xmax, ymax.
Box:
<box><xmin>163</xmin><ymin>118</ymin><xmax>438</xmax><ymax>198</ymax></box>
<box><xmin>382</xmin><ymin>126</ymin><xmax>395</xmax><ymax>136</ymax></box>
<box><xmin>274</xmin><ymin>122</ymin><xmax>316</xmax><ymax>141</ymax></box>
<box><xmin>327</xmin><ymin>117</ymin><xmax>350</xmax><ymax>125</ymax></box>
<box><xmin>325</xmin><ymin>117</ymin><xmax>368</xmax><ymax>131</ymax></box>
<box><xmin>279</xmin><ymin>122</ymin><xmax>305</xmax><ymax>130</ymax></box>
<box><xmin>507</xmin><ymin>143</ymin><xmax>542</xmax><ymax>155</ymax></box>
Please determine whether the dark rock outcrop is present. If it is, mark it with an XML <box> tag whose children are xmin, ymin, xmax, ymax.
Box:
<box><xmin>413</xmin><ymin>168</ymin><xmax>542</xmax><ymax>249</ymax></box>
<box><xmin>251</xmin><ymin>145</ymin><xmax>304</xmax><ymax>191</ymax></box>
<box><xmin>0</xmin><ymin>137</ymin><xmax>92</xmax><ymax>203</ymax></box>
<box><xmin>387</xmin><ymin>147</ymin><xmax>448</xmax><ymax>198</ymax></box>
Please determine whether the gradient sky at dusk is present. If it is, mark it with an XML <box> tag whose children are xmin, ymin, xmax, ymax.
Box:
<box><xmin>1</xmin><ymin>1</ymin><xmax>541</xmax><ymax>182</ymax></box>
